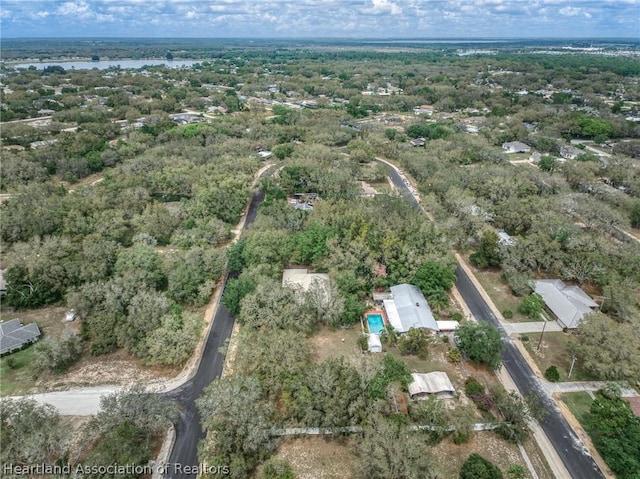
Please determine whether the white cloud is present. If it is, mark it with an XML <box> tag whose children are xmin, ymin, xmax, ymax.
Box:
<box><xmin>365</xmin><ymin>0</ymin><xmax>402</xmax><ymax>15</ymax></box>
<box><xmin>559</xmin><ymin>6</ymin><xmax>581</xmax><ymax>17</ymax></box>
<box><xmin>57</xmin><ymin>1</ymin><xmax>92</xmax><ymax>18</ymax></box>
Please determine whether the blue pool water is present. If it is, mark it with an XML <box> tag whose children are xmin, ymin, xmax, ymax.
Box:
<box><xmin>367</xmin><ymin>314</ymin><xmax>385</xmax><ymax>334</ymax></box>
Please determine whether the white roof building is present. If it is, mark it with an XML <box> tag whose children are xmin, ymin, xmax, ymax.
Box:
<box><xmin>534</xmin><ymin>279</ymin><xmax>598</xmax><ymax>329</ymax></box>
<box><xmin>502</xmin><ymin>141</ymin><xmax>531</xmax><ymax>153</ymax></box>
<box><xmin>368</xmin><ymin>333</ymin><xmax>382</xmax><ymax>353</ymax></box>
<box><xmin>409</xmin><ymin>372</ymin><xmax>455</xmax><ymax>399</ymax></box>
<box><xmin>383</xmin><ymin>284</ymin><xmax>439</xmax><ymax>334</ymax></box>
<box><xmin>282</xmin><ymin>268</ymin><xmax>330</xmax><ymax>292</ymax></box>
<box><xmin>0</xmin><ymin>319</ymin><xmax>41</xmax><ymax>355</ymax></box>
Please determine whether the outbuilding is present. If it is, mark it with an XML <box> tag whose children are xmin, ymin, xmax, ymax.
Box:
<box><xmin>408</xmin><ymin>372</ymin><xmax>456</xmax><ymax>399</ymax></box>
<box><xmin>367</xmin><ymin>333</ymin><xmax>382</xmax><ymax>353</ymax></box>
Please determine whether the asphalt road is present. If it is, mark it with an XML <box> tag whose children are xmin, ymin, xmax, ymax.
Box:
<box><xmin>162</xmin><ymin>186</ymin><xmax>267</xmax><ymax>478</ymax></box>
<box><xmin>455</xmin><ymin>268</ymin><xmax>604</xmax><ymax>479</ymax></box>
<box><xmin>376</xmin><ymin>159</ymin><xmax>604</xmax><ymax>478</ymax></box>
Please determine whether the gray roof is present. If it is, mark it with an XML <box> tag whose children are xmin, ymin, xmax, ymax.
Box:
<box><xmin>388</xmin><ymin>284</ymin><xmax>439</xmax><ymax>333</ymax></box>
<box><xmin>0</xmin><ymin>319</ymin><xmax>41</xmax><ymax>355</ymax></box>
<box><xmin>409</xmin><ymin>372</ymin><xmax>455</xmax><ymax>398</ymax></box>
<box><xmin>534</xmin><ymin>280</ymin><xmax>597</xmax><ymax>329</ymax></box>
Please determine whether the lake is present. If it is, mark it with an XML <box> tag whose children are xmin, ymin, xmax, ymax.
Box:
<box><xmin>11</xmin><ymin>59</ymin><xmax>204</xmax><ymax>70</ymax></box>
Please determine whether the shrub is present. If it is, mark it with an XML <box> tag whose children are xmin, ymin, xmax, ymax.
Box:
<box><xmin>260</xmin><ymin>459</ymin><xmax>296</xmax><ymax>479</ymax></box>
<box><xmin>544</xmin><ymin>365</ymin><xmax>560</xmax><ymax>382</ymax></box>
<box><xmin>508</xmin><ymin>464</ymin><xmax>527</xmax><ymax>479</ymax></box>
<box><xmin>451</xmin><ymin>312</ymin><xmax>463</xmax><ymax>321</ymax></box>
<box><xmin>502</xmin><ymin>309</ymin><xmax>513</xmax><ymax>320</ymax></box>
<box><xmin>441</xmin><ymin>335</ymin><xmax>450</xmax><ymax>343</ymax></box>
<box><xmin>520</xmin><ymin>334</ymin><xmax>529</xmax><ymax>342</ymax></box>
<box><xmin>398</xmin><ymin>328</ymin><xmax>429</xmax><ymax>359</ymax></box>
<box><xmin>460</xmin><ymin>453</ymin><xmax>503</xmax><ymax>479</ymax></box>
<box><xmin>465</xmin><ymin>377</ymin><xmax>485</xmax><ymax>397</ymax></box>
<box><xmin>453</xmin><ymin>429</ymin><xmax>471</xmax><ymax>444</ymax></box>
<box><xmin>518</xmin><ymin>293</ymin><xmax>544</xmax><ymax>319</ymax></box>
<box><xmin>357</xmin><ymin>335</ymin><xmax>368</xmax><ymax>352</ymax></box>
<box><xmin>447</xmin><ymin>347</ymin><xmax>462</xmax><ymax>363</ymax></box>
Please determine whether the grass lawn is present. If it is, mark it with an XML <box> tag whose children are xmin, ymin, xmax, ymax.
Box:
<box><xmin>0</xmin><ymin>346</ymin><xmax>39</xmax><ymax>396</ymax></box>
<box><xmin>522</xmin><ymin>332</ymin><xmax>594</xmax><ymax>382</ymax></box>
<box><xmin>561</xmin><ymin>392</ymin><xmax>593</xmax><ymax>427</ymax></box>
<box><xmin>472</xmin><ymin>269</ymin><xmax>533</xmax><ymax>322</ymax></box>
<box><xmin>0</xmin><ymin>306</ymin><xmax>75</xmax><ymax>396</ymax></box>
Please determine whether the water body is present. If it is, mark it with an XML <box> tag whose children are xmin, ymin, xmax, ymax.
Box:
<box><xmin>11</xmin><ymin>59</ymin><xmax>203</xmax><ymax>70</ymax></box>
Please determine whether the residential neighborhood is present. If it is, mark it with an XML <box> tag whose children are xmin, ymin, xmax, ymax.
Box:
<box><xmin>1</xmin><ymin>34</ymin><xmax>639</xmax><ymax>479</ymax></box>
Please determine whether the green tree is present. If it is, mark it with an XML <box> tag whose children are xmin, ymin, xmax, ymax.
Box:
<box><xmin>398</xmin><ymin>327</ymin><xmax>430</xmax><ymax>359</ymax></box>
<box><xmin>356</xmin><ymin>415</ymin><xmax>439</xmax><ymax>479</ymax></box>
<box><xmin>412</xmin><ymin>261</ymin><xmax>456</xmax><ymax>306</ymax></box>
<box><xmin>588</xmin><ymin>388</ymin><xmax>640</xmax><ymax>479</ymax></box>
<box><xmin>470</xmin><ymin>230</ymin><xmax>501</xmax><ymax>269</ymax></box>
<box><xmin>222</xmin><ymin>276</ymin><xmax>256</xmax><ymax>315</ymax></box>
<box><xmin>518</xmin><ymin>293</ymin><xmax>544</xmax><ymax>319</ymax></box>
<box><xmin>81</xmin><ymin>386</ymin><xmax>177</xmax><ymax>476</ymax></box>
<box><xmin>459</xmin><ymin>454</ymin><xmax>503</xmax><ymax>479</ymax></box>
<box><xmin>631</xmin><ymin>201</ymin><xmax>640</xmax><ymax>229</ymax></box>
<box><xmin>197</xmin><ymin>375</ymin><xmax>274</xmax><ymax>479</ymax></box>
<box><xmin>34</xmin><ymin>333</ymin><xmax>83</xmax><ymax>374</ymax></box>
<box><xmin>455</xmin><ymin>322</ymin><xmax>504</xmax><ymax>370</ymax></box>
<box><xmin>572</xmin><ymin>313</ymin><xmax>640</xmax><ymax>381</ymax></box>
<box><xmin>0</xmin><ymin>398</ymin><xmax>69</xmax><ymax>466</ymax></box>
<box><xmin>538</xmin><ymin>155</ymin><xmax>556</xmax><ymax>172</ymax></box>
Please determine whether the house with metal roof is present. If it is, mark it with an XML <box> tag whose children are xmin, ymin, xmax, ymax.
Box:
<box><xmin>383</xmin><ymin>284</ymin><xmax>439</xmax><ymax>334</ymax></box>
<box><xmin>0</xmin><ymin>319</ymin><xmax>41</xmax><ymax>355</ymax></box>
<box><xmin>502</xmin><ymin>141</ymin><xmax>531</xmax><ymax>153</ymax></box>
<box><xmin>408</xmin><ymin>372</ymin><xmax>455</xmax><ymax>399</ymax></box>
<box><xmin>534</xmin><ymin>279</ymin><xmax>598</xmax><ymax>329</ymax></box>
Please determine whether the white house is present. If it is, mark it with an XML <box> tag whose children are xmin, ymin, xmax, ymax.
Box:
<box><xmin>502</xmin><ymin>141</ymin><xmax>531</xmax><ymax>154</ymax></box>
<box><xmin>383</xmin><ymin>284</ymin><xmax>439</xmax><ymax>334</ymax></box>
<box><xmin>534</xmin><ymin>279</ymin><xmax>598</xmax><ymax>329</ymax></box>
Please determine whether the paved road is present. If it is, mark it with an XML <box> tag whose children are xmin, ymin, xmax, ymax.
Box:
<box><xmin>161</xmin><ymin>182</ymin><xmax>268</xmax><ymax>478</ymax></box>
<box><xmin>376</xmin><ymin>158</ymin><xmax>605</xmax><ymax>479</ymax></box>
<box><xmin>456</xmin><ymin>267</ymin><xmax>604</xmax><ymax>479</ymax></box>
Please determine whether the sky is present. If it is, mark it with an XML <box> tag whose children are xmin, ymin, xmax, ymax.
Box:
<box><xmin>1</xmin><ymin>0</ymin><xmax>639</xmax><ymax>39</ymax></box>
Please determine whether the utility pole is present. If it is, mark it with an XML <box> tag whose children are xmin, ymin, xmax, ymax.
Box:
<box><xmin>536</xmin><ymin>318</ymin><xmax>548</xmax><ymax>351</ymax></box>
<box><xmin>568</xmin><ymin>354</ymin><xmax>577</xmax><ymax>379</ymax></box>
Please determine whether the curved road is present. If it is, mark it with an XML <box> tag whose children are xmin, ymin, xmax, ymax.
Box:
<box><xmin>379</xmin><ymin>159</ymin><xmax>604</xmax><ymax>479</ymax></box>
<box><xmin>162</xmin><ymin>185</ymin><xmax>267</xmax><ymax>478</ymax></box>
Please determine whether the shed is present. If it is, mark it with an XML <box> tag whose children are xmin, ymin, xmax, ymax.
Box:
<box><xmin>0</xmin><ymin>319</ymin><xmax>41</xmax><ymax>355</ymax></box>
<box><xmin>368</xmin><ymin>333</ymin><xmax>382</xmax><ymax>353</ymax></box>
<box><xmin>534</xmin><ymin>279</ymin><xmax>598</xmax><ymax>329</ymax></box>
<box><xmin>435</xmin><ymin>320</ymin><xmax>459</xmax><ymax>332</ymax></box>
<box><xmin>408</xmin><ymin>372</ymin><xmax>455</xmax><ymax>399</ymax></box>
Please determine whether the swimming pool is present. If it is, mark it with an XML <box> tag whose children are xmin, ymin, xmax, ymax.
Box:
<box><xmin>366</xmin><ymin>313</ymin><xmax>385</xmax><ymax>335</ymax></box>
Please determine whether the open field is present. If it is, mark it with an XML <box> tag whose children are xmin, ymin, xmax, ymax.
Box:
<box><xmin>471</xmin><ymin>269</ymin><xmax>533</xmax><ymax>322</ymax></box>
<box><xmin>272</xmin><ymin>430</ymin><xmax>551</xmax><ymax>479</ymax></box>
<box><xmin>522</xmin><ymin>332</ymin><xmax>595</xmax><ymax>382</ymax></box>
<box><xmin>271</xmin><ymin>437</ymin><xmax>357</xmax><ymax>479</ymax></box>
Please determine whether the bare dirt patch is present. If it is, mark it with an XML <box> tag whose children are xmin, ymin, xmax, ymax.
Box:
<box><xmin>310</xmin><ymin>326</ymin><xmax>364</xmax><ymax>363</ymax></box>
<box><xmin>273</xmin><ymin>437</ymin><xmax>356</xmax><ymax>479</ymax></box>
<box><xmin>47</xmin><ymin>349</ymin><xmax>176</xmax><ymax>390</ymax></box>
